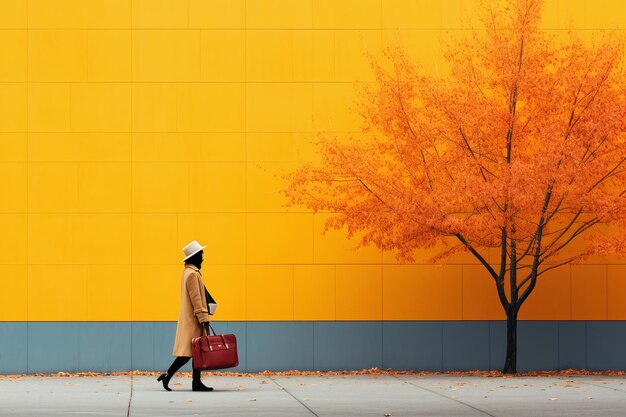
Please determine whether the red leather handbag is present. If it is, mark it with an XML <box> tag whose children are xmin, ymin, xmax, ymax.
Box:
<box><xmin>191</xmin><ymin>324</ymin><xmax>239</xmax><ymax>370</ymax></box>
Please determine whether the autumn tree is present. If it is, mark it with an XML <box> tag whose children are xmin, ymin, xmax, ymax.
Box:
<box><xmin>281</xmin><ymin>0</ymin><xmax>626</xmax><ymax>374</ymax></box>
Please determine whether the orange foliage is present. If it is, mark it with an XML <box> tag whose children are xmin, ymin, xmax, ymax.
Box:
<box><xmin>282</xmin><ymin>0</ymin><xmax>626</xmax><ymax>278</ymax></box>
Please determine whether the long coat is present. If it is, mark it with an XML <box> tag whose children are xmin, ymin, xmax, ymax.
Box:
<box><xmin>172</xmin><ymin>263</ymin><xmax>210</xmax><ymax>357</ymax></box>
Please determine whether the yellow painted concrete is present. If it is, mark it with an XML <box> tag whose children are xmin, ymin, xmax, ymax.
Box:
<box><xmin>0</xmin><ymin>0</ymin><xmax>623</xmax><ymax>321</ymax></box>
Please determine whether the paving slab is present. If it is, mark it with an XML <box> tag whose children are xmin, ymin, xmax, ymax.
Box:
<box><xmin>131</xmin><ymin>375</ymin><xmax>312</xmax><ymax>417</ymax></box>
<box><xmin>396</xmin><ymin>375</ymin><xmax>626</xmax><ymax>417</ymax></box>
<box><xmin>0</xmin><ymin>376</ymin><xmax>130</xmax><ymax>417</ymax></box>
<box><xmin>1</xmin><ymin>375</ymin><xmax>626</xmax><ymax>417</ymax></box>
<box><xmin>270</xmin><ymin>374</ymin><xmax>485</xmax><ymax>417</ymax></box>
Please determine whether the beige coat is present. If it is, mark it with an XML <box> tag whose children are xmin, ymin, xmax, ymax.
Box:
<box><xmin>173</xmin><ymin>263</ymin><xmax>210</xmax><ymax>357</ymax></box>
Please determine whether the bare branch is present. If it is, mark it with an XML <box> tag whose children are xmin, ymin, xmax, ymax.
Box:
<box><xmin>537</xmin><ymin>257</ymin><xmax>580</xmax><ymax>277</ymax></box>
<box><xmin>540</xmin><ymin>217</ymin><xmax>599</xmax><ymax>262</ymax></box>
<box><xmin>540</xmin><ymin>207</ymin><xmax>584</xmax><ymax>257</ymax></box>
<box><xmin>456</xmin><ymin>233</ymin><xmax>510</xmax><ymax>310</ymax></box>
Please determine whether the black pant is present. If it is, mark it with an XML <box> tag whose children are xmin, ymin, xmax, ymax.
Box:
<box><xmin>167</xmin><ymin>356</ymin><xmax>201</xmax><ymax>381</ymax></box>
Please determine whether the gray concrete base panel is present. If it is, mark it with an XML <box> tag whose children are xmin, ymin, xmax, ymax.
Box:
<box><xmin>4</xmin><ymin>321</ymin><xmax>626</xmax><ymax>373</ymax></box>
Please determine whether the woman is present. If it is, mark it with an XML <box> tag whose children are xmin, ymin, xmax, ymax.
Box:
<box><xmin>157</xmin><ymin>240</ymin><xmax>213</xmax><ymax>392</ymax></box>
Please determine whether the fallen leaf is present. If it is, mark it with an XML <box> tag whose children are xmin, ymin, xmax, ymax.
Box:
<box><xmin>248</xmin><ymin>398</ymin><xmax>257</xmax><ymax>401</ymax></box>
<box><xmin>186</xmin><ymin>399</ymin><xmax>193</xmax><ymax>403</ymax></box>
<box><xmin>548</xmin><ymin>398</ymin><xmax>558</xmax><ymax>401</ymax></box>
<box><xmin>0</xmin><ymin>368</ymin><xmax>623</xmax><ymax>381</ymax></box>
<box><xmin>384</xmin><ymin>413</ymin><xmax>392</xmax><ymax>416</ymax></box>
<box><xmin>260</xmin><ymin>380</ymin><xmax>268</xmax><ymax>384</ymax></box>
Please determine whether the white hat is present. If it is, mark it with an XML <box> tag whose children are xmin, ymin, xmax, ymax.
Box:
<box><xmin>182</xmin><ymin>240</ymin><xmax>206</xmax><ymax>261</ymax></box>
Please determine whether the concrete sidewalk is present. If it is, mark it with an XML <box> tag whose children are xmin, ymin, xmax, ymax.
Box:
<box><xmin>1</xmin><ymin>374</ymin><xmax>625</xmax><ymax>417</ymax></box>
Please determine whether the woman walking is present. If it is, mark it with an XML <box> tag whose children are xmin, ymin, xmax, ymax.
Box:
<box><xmin>157</xmin><ymin>240</ymin><xmax>213</xmax><ymax>392</ymax></box>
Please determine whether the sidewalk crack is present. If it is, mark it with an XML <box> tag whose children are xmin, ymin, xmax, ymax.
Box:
<box><xmin>126</xmin><ymin>374</ymin><xmax>134</xmax><ymax>417</ymax></box>
<box><xmin>582</xmin><ymin>380</ymin><xmax>626</xmax><ymax>395</ymax></box>
<box><xmin>269</xmin><ymin>377</ymin><xmax>319</xmax><ymax>417</ymax></box>
<box><xmin>392</xmin><ymin>375</ymin><xmax>495</xmax><ymax>417</ymax></box>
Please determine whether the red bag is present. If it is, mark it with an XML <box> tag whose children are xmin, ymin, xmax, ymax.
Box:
<box><xmin>191</xmin><ymin>324</ymin><xmax>239</xmax><ymax>370</ymax></box>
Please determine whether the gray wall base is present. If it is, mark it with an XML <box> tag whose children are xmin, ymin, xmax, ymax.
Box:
<box><xmin>0</xmin><ymin>321</ymin><xmax>623</xmax><ymax>374</ymax></box>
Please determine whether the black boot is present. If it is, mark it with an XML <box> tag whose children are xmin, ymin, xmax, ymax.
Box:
<box><xmin>157</xmin><ymin>373</ymin><xmax>172</xmax><ymax>391</ymax></box>
<box><xmin>192</xmin><ymin>379</ymin><xmax>214</xmax><ymax>392</ymax></box>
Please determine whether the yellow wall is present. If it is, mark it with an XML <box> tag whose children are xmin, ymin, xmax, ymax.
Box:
<box><xmin>0</xmin><ymin>0</ymin><xmax>624</xmax><ymax>322</ymax></box>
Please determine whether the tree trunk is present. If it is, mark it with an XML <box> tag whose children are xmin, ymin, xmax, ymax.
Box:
<box><xmin>502</xmin><ymin>308</ymin><xmax>518</xmax><ymax>374</ymax></box>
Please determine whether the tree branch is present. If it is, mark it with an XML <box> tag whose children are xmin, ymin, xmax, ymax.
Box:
<box><xmin>456</xmin><ymin>233</ymin><xmax>510</xmax><ymax>310</ymax></box>
<box><xmin>540</xmin><ymin>217</ymin><xmax>599</xmax><ymax>262</ymax></box>
<box><xmin>537</xmin><ymin>257</ymin><xmax>579</xmax><ymax>277</ymax></box>
<box><xmin>539</xmin><ymin>207</ymin><xmax>584</xmax><ymax>257</ymax></box>
<box><xmin>588</xmin><ymin>157</ymin><xmax>626</xmax><ymax>192</ymax></box>
<box><xmin>516</xmin><ymin>184</ymin><xmax>553</xmax><ymax>310</ymax></box>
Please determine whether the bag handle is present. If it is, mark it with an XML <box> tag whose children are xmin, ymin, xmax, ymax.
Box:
<box><xmin>201</xmin><ymin>323</ymin><xmax>229</xmax><ymax>350</ymax></box>
<box><xmin>202</xmin><ymin>323</ymin><xmax>216</xmax><ymax>337</ymax></box>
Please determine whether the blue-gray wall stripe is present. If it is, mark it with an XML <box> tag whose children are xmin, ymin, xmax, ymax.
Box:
<box><xmin>0</xmin><ymin>321</ymin><xmax>624</xmax><ymax>374</ymax></box>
